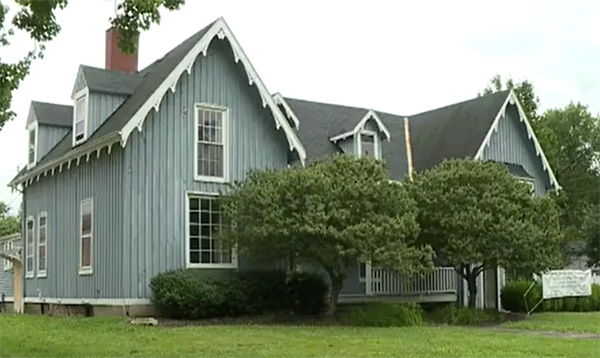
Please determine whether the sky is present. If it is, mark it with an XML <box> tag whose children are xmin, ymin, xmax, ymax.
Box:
<box><xmin>1</xmin><ymin>0</ymin><xmax>599</xmax><ymax>212</ymax></box>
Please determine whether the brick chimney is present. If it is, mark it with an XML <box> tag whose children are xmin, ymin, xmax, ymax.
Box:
<box><xmin>105</xmin><ymin>26</ymin><xmax>138</xmax><ymax>73</ymax></box>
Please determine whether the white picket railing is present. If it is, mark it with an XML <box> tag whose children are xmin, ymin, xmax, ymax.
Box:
<box><xmin>371</xmin><ymin>267</ymin><xmax>457</xmax><ymax>295</ymax></box>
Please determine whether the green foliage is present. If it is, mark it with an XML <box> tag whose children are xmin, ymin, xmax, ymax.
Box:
<box><xmin>149</xmin><ymin>269</ymin><xmax>328</xmax><ymax>319</ymax></box>
<box><xmin>0</xmin><ymin>0</ymin><xmax>185</xmax><ymax>130</ymax></box>
<box><xmin>479</xmin><ymin>74</ymin><xmax>540</xmax><ymax>122</ymax></box>
<box><xmin>407</xmin><ymin>159</ymin><xmax>564</xmax><ymax>307</ymax></box>
<box><xmin>0</xmin><ymin>201</ymin><xmax>20</xmax><ymax>236</ymax></box>
<box><xmin>501</xmin><ymin>281</ymin><xmax>600</xmax><ymax>313</ymax></box>
<box><xmin>338</xmin><ymin>302</ymin><xmax>423</xmax><ymax>327</ymax></box>
<box><xmin>222</xmin><ymin>154</ymin><xmax>434</xmax><ymax>314</ymax></box>
<box><xmin>431</xmin><ymin>305</ymin><xmax>506</xmax><ymax>326</ymax></box>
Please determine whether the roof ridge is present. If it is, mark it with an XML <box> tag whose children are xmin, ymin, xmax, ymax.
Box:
<box><xmin>283</xmin><ymin>96</ymin><xmax>369</xmax><ymax>113</ymax></box>
<box><xmin>408</xmin><ymin>90</ymin><xmax>511</xmax><ymax>118</ymax></box>
<box><xmin>31</xmin><ymin>100</ymin><xmax>73</xmax><ymax>108</ymax></box>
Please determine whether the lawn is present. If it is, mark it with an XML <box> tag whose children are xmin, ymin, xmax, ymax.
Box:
<box><xmin>1</xmin><ymin>315</ymin><xmax>599</xmax><ymax>358</ymax></box>
<box><xmin>501</xmin><ymin>312</ymin><xmax>600</xmax><ymax>334</ymax></box>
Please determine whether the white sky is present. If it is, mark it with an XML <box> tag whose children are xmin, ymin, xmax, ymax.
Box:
<box><xmin>1</xmin><ymin>0</ymin><xmax>599</xmax><ymax>212</ymax></box>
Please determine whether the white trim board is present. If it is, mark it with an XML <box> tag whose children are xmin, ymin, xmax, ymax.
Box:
<box><xmin>329</xmin><ymin>109</ymin><xmax>391</xmax><ymax>143</ymax></box>
<box><xmin>474</xmin><ymin>89</ymin><xmax>561</xmax><ymax>190</ymax></box>
<box><xmin>24</xmin><ymin>297</ymin><xmax>151</xmax><ymax>305</ymax></box>
<box><xmin>272</xmin><ymin>93</ymin><xmax>300</xmax><ymax>130</ymax></box>
<box><xmin>119</xmin><ymin>17</ymin><xmax>306</xmax><ymax>164</ymax></box>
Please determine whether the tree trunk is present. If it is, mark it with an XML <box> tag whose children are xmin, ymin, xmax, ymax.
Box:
<box><xmin>326</xmin><ymin>278</ymin><xmax>343</xmax><ymax>316</ymax></box>
<box><xmin>466</xmin><ymin>271</ymin><xmax>478</xmax><ymax>309</ymax></box>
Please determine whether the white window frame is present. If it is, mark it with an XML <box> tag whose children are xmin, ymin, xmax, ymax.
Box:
<box><xmin>79</xmin><ymin>198</ymin><xmax>93</xmax><ymax>275</ymax></box>
<box><xmin>518</xmin><ymin>178</ymin><xmax>536</xmax><ymax>197</ymax></box>
<box><xmin>193</xmin><ymin>103</ymin><xmax>229</xmax><ymax>183</ymax></box>
<box><xmin>37</xmin><ymin>212</ymin><xmax>48</xmax><ymax>278</ymax></box>
<box><xmin>185</xmin><ymin>191</ymin><xmax>237</xmax><ymax>269</ymax></box>
<box><xmin>27</xmin><ymin>121</ymin><xmax>38</xmax><ymax>169</ymax></box>
<box><xmin>3</xmin><ymin>240</ymin><xmax>14</xmax><ymax>271</ymax></box>
<box><xmin>356</xmin><ymin>130</ymin><xmax>381</xmax><ymax>159</ymax></box>
<box><xmin>73</xmin><ymin>88</ymin><xmax>89</xmax><ymax>146</ymax></box>
<box><xmin>25</xmin><ymin>216</ymin><xmax>35</xmax><ymax>278</ymax></box>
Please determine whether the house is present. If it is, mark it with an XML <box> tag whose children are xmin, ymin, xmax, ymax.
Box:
<box><xmin>7</xmin><ymin>17</ymin><xmax>560</xmax><ymax>315</ymax></box>
<box><xmin>0</xmin><ymin>233</ymin><xmax>23</xmax><ymax>313</ymax></box>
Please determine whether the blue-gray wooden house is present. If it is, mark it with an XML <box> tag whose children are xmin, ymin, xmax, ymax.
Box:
<box><xmin>8</xmin><ymin>17</ymin><xmax>560</xmax><ymax>314</ymax></box>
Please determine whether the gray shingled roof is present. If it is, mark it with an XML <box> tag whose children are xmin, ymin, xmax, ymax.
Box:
<box><xmin>80</xmin><ymin>65</ymin><xmax>145</xmax><ymax>96</ymax></box>
<box><xmin>283</xmin><ymin>97</ymin><xmax>410</xmax><ymax>180</ymax></box>
<box><xmin>408</xmin><ymin>90</ymin><xmax>510</xmax><ymax>172</ymax></box>
<box><xmin>31</xmin><ymin>101</ymin><xmax>73</xmax><ymax>127</ymax></box>
<box><xmin>29</xmin><ymin>19</ymin><xmax>217</xmax><ymax>172</ymax></box>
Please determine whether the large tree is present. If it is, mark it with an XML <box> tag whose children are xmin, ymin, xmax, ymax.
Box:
<box><xmin>406</xmin><ymin>159</ymin><xmax>564</xmax><ymax>308</ymax></box>
<box><xmin>222</xmin><ymin>154</ymin><xmax>434</xmax><ymax>314</ymax></box>
<box><xmin>0</xmin><ymin>201</ymin><xmax>20</xmax><ymax>237</ymax></box>
<box><xmin>0</xmin><ymin>0</ymin><xmax>185</xmax><ymax>131</ymax></box>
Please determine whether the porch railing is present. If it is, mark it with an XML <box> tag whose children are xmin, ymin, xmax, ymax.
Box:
<box><xmin>371</xmin><ymin>267</ymin><xmax>457</xmax><ymax>295</ymax></box>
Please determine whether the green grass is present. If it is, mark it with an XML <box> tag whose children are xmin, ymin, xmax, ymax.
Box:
<box><xmin>1</xmin><ymin>315</ymin><xmax>599</xmax><ymax>358</ymax></box>
<box><xmin>501</xmin><ymin>312</ymin><xmax>600</xmax><ymax>334</ymax></box>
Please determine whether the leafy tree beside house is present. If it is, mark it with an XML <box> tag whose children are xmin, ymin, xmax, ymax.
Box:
<box><xmin>221</xmin><ymin>154</ymin><xmax>435</xmax><ymax>315</ymax></box>
<box><xmin>0</xmin><ymin>200</ymin><xmax>20</xmax><ymax>236</ymax></box>
<box><xmin>406</xmin><ymin>159</ymin><xmax>565</xmax><ymax>308</ymax></box>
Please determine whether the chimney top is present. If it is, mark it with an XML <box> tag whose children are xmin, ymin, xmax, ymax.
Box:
<box><xmin>105</xmin><ymin>27</ymin><xmax>138</xmax><ymax>73</ymax></box>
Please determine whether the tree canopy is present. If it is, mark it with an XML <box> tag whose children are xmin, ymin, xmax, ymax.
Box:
<box><xmin>0</xmin><ymin>0</ymin><xmax>185</xmax><ymax>131</ymax></box>
<box><xmin>406</xmin><ymin>159</ymin><xmax>565</xmax><ymax>308</ymax></box>
<box><xmin>0</xmin><ymin>200</ymin><xmax>20</xmax><ymax>237</ymax></box>
<box><xmin>222</xmin><ymin>154</ymin><xmax>434</xmax><ymax>314</ymax></box>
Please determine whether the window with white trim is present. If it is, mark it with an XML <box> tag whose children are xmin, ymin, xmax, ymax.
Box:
<box><xmin>359</xmin><ymin>132</ymin><xmax>380</xmax><ymax>159</ymax></box>
<box><xmin>187</xmin><ymin>195</ymin><xmax>235</xmax><ymax>268</ymax></box>
<box><xmin>195</xmin><ymin>105</ymin><xmax>227</xmax><ymax>181</ymax></box>
<box><xmin>37</xmin><ymin>213</ymin><xmax>47</xmax><ymax>277</ymax></box>
<box><xmin>80</xmin><ymin>198</ymin><xmax>93</xmax><ymax>274</ymax></box>
<box><xmin>3</xmin><ymin>240</ymin><xmax>14</xmax><ymax>271</ymax></box>
<box><xmin>74</xmin><ymin>94</ymin><xmax>88</xmax><ymax>144</ymax></box>
<box><xmin>28</xmin><ymin>127</ymin><xmax>37</xmax><ymax>166</ymax></box>
<box><xmin>26</xmin><ymin>217</ymin><xmax>35</xmax><ymax>278</ymax></box>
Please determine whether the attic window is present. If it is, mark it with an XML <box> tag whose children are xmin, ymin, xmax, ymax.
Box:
<box><xmin>74</xmin><ymin>93</ymin><xmax>88</xmax><ymax>144</ymax></box>
<box><xmin>359</xmin><ymin>132</ymin><xmax>380</xmax><ymax>159</ymax></box>
<box><xmin>28</xmin><ymin>126</ymin><xmax>37</xmax><ymax>166</ymax></box>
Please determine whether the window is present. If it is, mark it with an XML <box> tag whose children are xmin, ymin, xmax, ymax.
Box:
<box><xmin>37</xmin><ymin>213</ymin><xmax>47</xmax><ymax>277</ymax></box>
<box><xmin>28</xmin><ymin>126</ymin><xmax>37</xmax><ymax>166</ymax></box>
<box><xmin>3</xmin><ymin>240</ymin><xmax>14</xmax><ymax>271</ymax></box>
<box><xmin>26</xmin><ymin>217</ymin><xmax>35</xmax><ymax>278</ymax></box>
<box><xmin>194</xmin><ymin>105</ymin><xmax>228</xmax><ymax>182</ymax></box>
<box><xmin>74</xmin><ymin>94</ymin><xmax>88</xmax><ymax>144</ymax></box>
<box><xmin>187</xmin><ymin>195</ymin><xmax>236</xmax><ymax>268</ymax></box>
<box><xmin>359</xmin><ymin>132</ymin><xmax>380</xmax><ymax>159</ymax></box>
<box><xmin>80</xmin><ymin>198</ymin><xmax>93</xmax><ymax>274</ymax></box>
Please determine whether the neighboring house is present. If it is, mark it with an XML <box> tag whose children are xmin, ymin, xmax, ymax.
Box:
<box><xmin>0</xmin><ymin>233</ymin><xmax>23</xmax><ymax>312</ymax></box>
<box><xmin>7</xmin><ymin>17</ymin><xmax>560</xmax><ymax>315</ymax></box>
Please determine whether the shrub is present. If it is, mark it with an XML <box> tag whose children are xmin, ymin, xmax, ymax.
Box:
<box><xmin>431</xmin><ymin>305</ymin><xmax>505</xmax><ymax>326</ymax></box>
<box><xmin>150</xmin><ymin>269</ymin><xmax>328</xmax><ymax>319</ymax></box>
<box><xmin>500</xmin><ymin>280</ymin><xmax>541</xmax><ymax>313</ymax></box>
<box><xmin>338</xmin><ymin>302</ymin><xmax>423</xmax><ymax>327</ymax></box>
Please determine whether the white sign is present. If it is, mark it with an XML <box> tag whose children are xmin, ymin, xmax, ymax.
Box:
<box><xmin>541</xmin><ymin>269</ymin><xmax>592</xmax><ymax>299</ymax></box>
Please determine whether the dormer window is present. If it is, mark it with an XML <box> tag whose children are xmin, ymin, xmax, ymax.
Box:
<box><xmin>73</xmin><ymin>92</ymin><xmax>88</xmax><ymax>145</ymax></box>
<box><xmin>27</xmin><ymin>122</ymin><xmax>38</xmax><ymax>168</ymax></box>
<box><xmin>358</xmin><ymin>131</ymin><xmax>380</xmax><ymax>159</ymax></box>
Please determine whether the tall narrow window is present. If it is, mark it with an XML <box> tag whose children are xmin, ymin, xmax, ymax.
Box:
<box><xmin>187</xmin><ymin>195</ymin><xmax>236</xmax><ymax>268</ymax></box>
<box><xmin>195</xmin><ymin>105</ymin><xmax>227</xmax><ymax>181</ymax></box>
<box><xmin>80</xmin><ymin>198</ymin><xmax>93</xmax><ymax>274</ymax></box>
<box><xmin>37</xmin><ymin>213</ymin><xmax>47</xmax><ymax>277</ymax></box>
<box><xmin>359</xmin><ymin>132</ymin><xmax>380</xmax><ymax>159</ymax></box>
<box><xmin>26</xmin><ymin>218</ymin><xmax>35</xmax><ymax>278</ymax></box>
<box><xmin>28</xmin><ymin>126</ymin><xmax>37</xmax><ymax>166</ymax></box>
<box><xmin>3</xmin><ymin>241</ymin><xmax>14</xmax><ymax>271</ymax></box>
<box><xmin>74</xmin><ymin>94</ymin><xmax>87</xmax><ymax>144</ymax></box>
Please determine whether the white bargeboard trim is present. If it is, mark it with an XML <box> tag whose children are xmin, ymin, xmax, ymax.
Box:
<box><xmin>24</xmin><ymin>297</ymin><xmax>152</xmax><ymax>305</ymax></box>
<box><xmin>272</xmin><ymin>93</ymin><xmax>300</xmax><ymax>130</ymax></box>
<box><xmin>330</xmin><ymin>109</ymin><xmax>391</xmax><ymax>143</ymax></box>
<box><xmin>474</xmin><ymin>89</ymin><xmax>560</xmax><ymax>190</ymax></box>
<box><xmin>119</xmin><ymin>17</ymin><xmax>306</xmax><ymax>164</ymax></box>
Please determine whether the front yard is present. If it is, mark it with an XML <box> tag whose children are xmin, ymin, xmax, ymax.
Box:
<box><xmin>1</xmin><ymin>314</ymin><xmax>599</xmax><ymax>358</ymax></box>
<box><xmin>500</xmin><ymin>312</ymin><xmax>600</xmax><ymax>334</ymax></box>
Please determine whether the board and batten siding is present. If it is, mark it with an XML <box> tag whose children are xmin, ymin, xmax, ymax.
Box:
<box><xmin>37</xmin><ymin>125</ymin><xmax>69</xmax><ymax>162</ymax></box>
<box><xmin>87</xmin><ymin>93</ymin><xmax>127</xmax><ymax>139</ymax></box>
<box><xmin>481</xmin><ymin>104</ymin><xmax>550</xmax><ymax>197</ymax></box>
<box><xmin>23</xmin><ymin>146</ymin><xmax>124</xmax><ymax>299</ymax></box>
<box><xmin>120</xmin><ymin>39</ymin><xmax>291</xmax><ymax>299</ymax></box>
<box><xmin>337</xmin><ymin>137</ymin><xmax>356</xmax><ymax>155</ymax></box>
<box><xmin>0</xmin><ymin>234</ymin><xmax>21</xmax><ymax>299</ymax></box>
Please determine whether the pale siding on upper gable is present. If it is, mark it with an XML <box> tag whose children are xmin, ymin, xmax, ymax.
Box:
<box><xmin>72</xmin><ymin>70</ymin><xmax>87</xmax><ymax>98</ymax></box>
<box><xmin>23</xmin><ymin>147</ymin><xmax>124</xmax><ymax>299</ymax></box>
<box><xmin>338</xmin><ymin>137</ymin><xmax>356</xmax><ymax>155</ymax></box>
<box><xmin>120</xmin><ymin>39</ymin><xmax>290</xmax><ymax>299</ymax></box>
<box><xmin>481</xmin><ymin>104</ymin><xmax>550</xmax><ymax>196</ymax></box>
<box><xmin>362</xmin><ymin>118</ymin><xmax>380</xmax><ymax>133</ymax></box>
<box><xmin>38</xmin><ymin>125</ymin><xmax>69</xmax><ymax>161</ymax></box>
<box><xmin>87</xmin><ymin>93</ymin><xmax>127</xmax><ymax>139</ymax></box>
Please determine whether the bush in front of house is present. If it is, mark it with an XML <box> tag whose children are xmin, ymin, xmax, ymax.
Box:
<box><xmin>150</xmin><ymin>269</ymin><xmax>328</xmax><ymax>319</ymax></box>
<box><xmin>429</xmin><ymin>305</ymin><xmax>506</xmax><ymax>326</ymax></box>
<box><xmin>338</xmin><ymin>302</ymin><xmax>424</xmax><ymax>327</ymax></box>
<box><xmin>500</xmin><ymin>280</ymin><xmax>600</xmax><ymax>313</ymax></box>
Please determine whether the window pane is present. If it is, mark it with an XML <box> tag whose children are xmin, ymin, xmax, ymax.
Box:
<box><xmin>189</xmin><ymin>198</ymin><xmax>199</xmax><ymax>211</ymax></box>
<box><xmin>361</xmin><ymin>134</ymin><xmax>376</xmax><ymax>157</ymax></box>
<box><xmin>82</xmin><ymin>214</ymin><xmax>92</xmax><ymax>236</ymax></box>
<box><xmin>75</xmin><ymin>120</ymin><xmax>85</xmax><ymax>135</ymax></box>
<box><xmin>38</xmin><ymin>245</ymin><xmax>46</xmax><ymax>271</ymax></box>
<box><xmin>81</xmin><ymin>236</ymin><xmax>91</xmax><ymax>267</ymax></box>
<box><xmin>27</xmin><ymin>257</ymin><xmax>34</xmax><ymax>272</ymax></box>
<box><xmin>190</xmin><ymin>237</ymin><xmax>200</xmax><ymax>250</ymax></box>
<box><xmin>190</xmin><ymin>251</ymin><xmax>200</xmax><ymax>264</ymax></box>
<box><xmin>39</xmin><ymin>225</ymin><xmax>46</xmax><ymax>244</ymax></box>
<box><xmin>76</xmin><ymin>96</ymin><xmax>86</xmax><ymax>122</ymax></box>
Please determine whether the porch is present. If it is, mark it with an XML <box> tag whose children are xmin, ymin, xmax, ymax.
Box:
<box><xmin>339</xmin><ymin>266</ymin><xmax>459</xmax><ymax>303</ymax></box>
